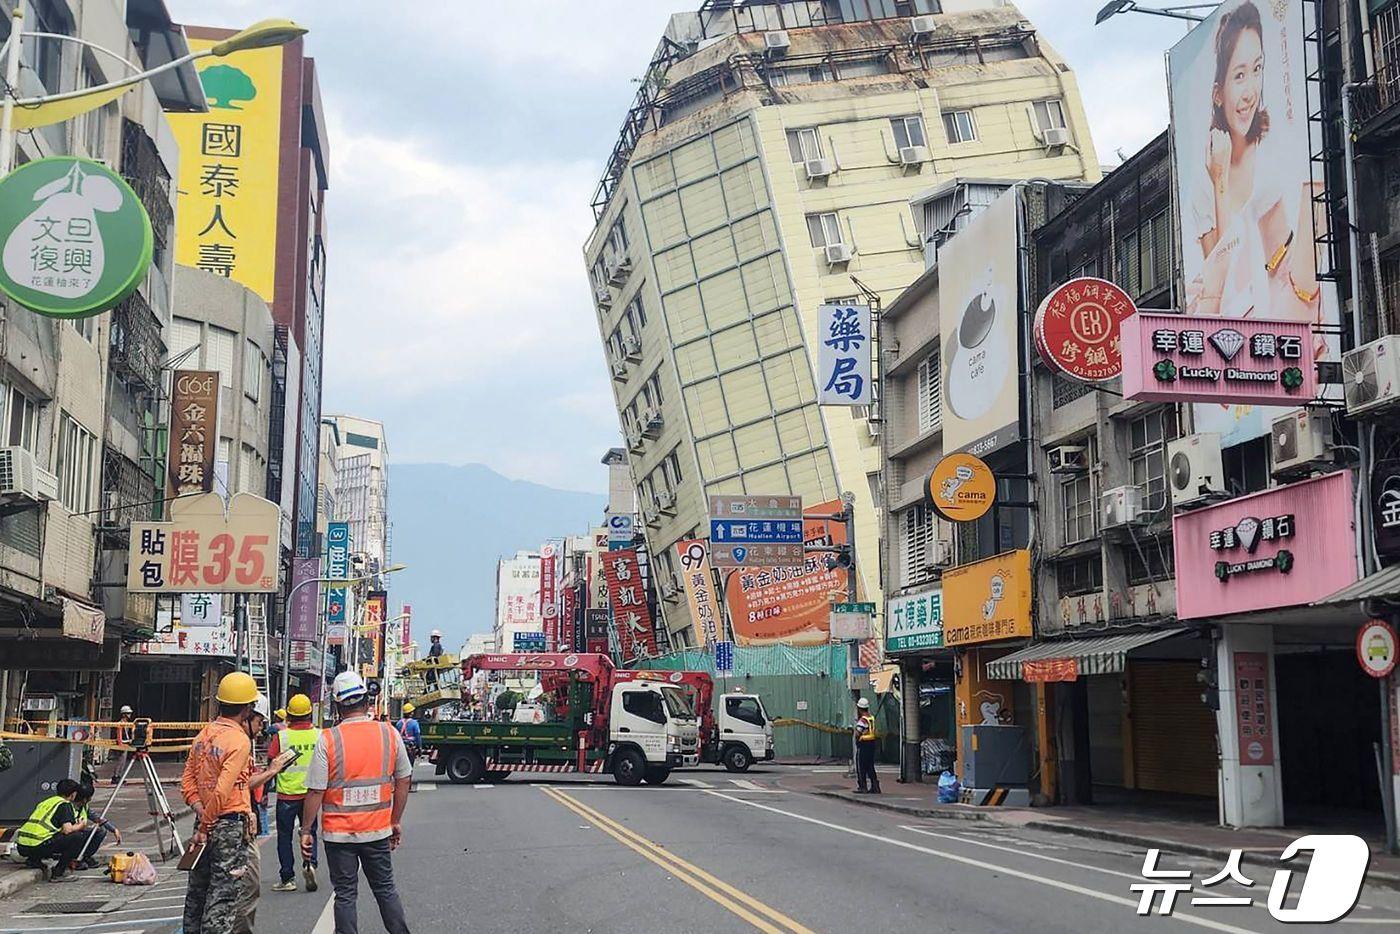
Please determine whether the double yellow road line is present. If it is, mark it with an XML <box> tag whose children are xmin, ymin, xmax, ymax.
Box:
<box><xmin>541</xmin><ymin>786</ymin><xmax>812</xmax><ymax>934</ymax></box>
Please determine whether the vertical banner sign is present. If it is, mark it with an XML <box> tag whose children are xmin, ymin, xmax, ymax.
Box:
<box><xmin>365</xmin><ymin>591</ymin><xmax>387</xmax><ymax>672</ymax></box>
<box><xmin>562</xmin><ymin>584</ymin><xmax>579</xmax><ymax>651</ymax></box>
<box><xmin>605</xmin><ymin>549</ymin><xmax>656</xmax><ymax>660</ymax></box>
<box><xmin>1232</xmin><ymin>651</ymin><xmax>1274</xmax><ymax>765</ymax></box>
<box><xmin>288</xmin><ymin>556</ymin><xmax>320</xmax><ymax>641</ymax></box>
<box><xmin>168</xmin><ymin>370</ymin><xmax>219</xmax><ymax>502</ymax></box>
<box><xmin>584</xmin><ymin>608</ymin><xmax>610</xmax><ymax>655</ymax></box>
<box><xmin>675</xmin><ymin>539</ymin><xmax>721</xmax><ymax>647</ymax></box>
<box><xmin>169</xmin><ymin>39</ymin><xmax>285</xmax><ymax>301</ymax></box>
<box><xmin>401</xmin><ymin>603</ymin><xmax>412</xmax><ymax>649</ymax></box>
<box><xmin>1168</xmin><ymin>0</ymin><xmax>1340</xmax><ymax>445</ymax></box>
<box><xmin>540</xmin><ymin>541</ymin><xmax>560</xmax><ymax>650</ymax></box>
<box><xmin>816</xmin><ymin>304</ymin><xmax>873</xmax><ymax>405</ymax></box>
<box><xmin>326</xmin><ymin>521</ymin><xmax>350</xmax><ymax>644</ymax></box>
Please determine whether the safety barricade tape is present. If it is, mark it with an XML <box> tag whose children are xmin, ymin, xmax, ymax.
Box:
<box><xmin>771</xmin><ymin>717</ymin><xmax>851</xmax><ymax>736</ymax></box>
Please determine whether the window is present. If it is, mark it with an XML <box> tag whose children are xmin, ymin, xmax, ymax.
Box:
<box><xmin>621</xmin><ymin>690</ymin><xmax>666</xmax><ymax>724</ymax></box>
<box><xmin>627</xmin><ymin>294</ymin><xmax>647</xmax><ymax>328</ymax></box>
<box><xmin>1222</xmin><ymin>436</ymin><xmax>1270</xmax><ymax>496</ymax></box>
<box><xmin>243</xmin><ymin>340</ymin><xmax>264</xmax><ymax>403</ymax></box>
<box><xmin>1061</xmin><ymin>470</ymin><xmax>1096</xmax><ymax>545</ymax></box>
<box><xmin>56</xmin><ymin>413</ymin><xmax>95</xmax><ymax>512</ymax></box>
<box><xmin>902</xmin><ymin>504</ymin><xmax>937</xmax><ymax>584</ymax></box>
<box><xmin>1128</xmin><ymin>409</ymin><xmax>1179</xmax><ymax>512</ymax></box>
<box><xmin>891</xmin><ymin>115</ymin><xmax>927</xmax><ymax>150</ymax></box>
<box><xmin>1056</xmin><ymin>555</ymin><xmax>1103</xmax><ymax>598</ymax></box>
<box><xmin>726</xmin><ymin>696</ymin><xmax>767</xmax><ymax>727</ymax></box>
<box><xmin>25</xmin><ymin>1</ymin><xmax>69</xmax><ymax>95</ymax></box>
<box><xmin>1125</xmin><ymin>539</ymin><xmax>1175</xmax><ymax>586</ymax></box>
<box><xmin>916</xmin><ymin>348</ymin><xmax>941</xmax><ymax>434</ymax></box>
<box><xmin>786</xmin><ymin>127</ymin><xmax>824</xmax><ymax>163</ymax></box>
<box><xmin>608</xmin><ymin>218</ymin><xmax>628</xmax><ymax>256</ymax></box>
<box><xmin>664</xmin><ymin>451</ymin><xmax>683</xmax><ymax>487</ymax></box>
<box><xmin>942</xmin><ymin>110</ymin><xmax>976</xmax><ymax>144</ymax></box>
<box><xmin>806</xmin><ymin>212</ymin><xmax>844</xmax><ymax>249</ymax></box>
<box><xmin>806</xmin><ymin>64</ymin><xmax>833</xmax><ymax>83</ymax></box>
<box><xmin>1032</xmin><ymin>99</ymin><xmax>1067</xmax><ymax>135</ymax></box>
<box><xmin>78</xmin><ymin>66</ymin><xmax>113</xmax><ymax>159</ymax></box>
<box><xmin>6</xmin><ymin>386</ymin><xmax>37</xmax><ymax>453</ymax></box>
<box><xmin>205</xmin><ymin>325</ymin><xmax>236</xmax><ymax>387</ymax></box>
<box><xmin>72</xmin><ymin>315</ymin><xmax>95</xmax><ymax>342</ymax></box>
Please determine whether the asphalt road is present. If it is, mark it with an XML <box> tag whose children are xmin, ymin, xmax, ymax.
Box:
<box><xmin>3</xmin><ymin>764</ymin><xmax>1400</xmax><ymax>932</ymax></box>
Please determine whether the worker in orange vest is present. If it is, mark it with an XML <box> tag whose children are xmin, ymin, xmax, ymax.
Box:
<box><xmin>300</xmin><ymin>671</ymin><xmax>412</xmax><ymax>934</ymax></box>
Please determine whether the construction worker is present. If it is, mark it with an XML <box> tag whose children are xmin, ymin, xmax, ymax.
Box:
<box><xmin>425</xmin><ymin>630</ymin><xmax>444</xmax><ymax>690</ymax></box>
<box><xmin>272</xmin><ymin>708</ymin><xmax>287</xmax><ymax>733</ymax></box>
<box><xmin>395</xmin><ymin>703</ymin><xmax>421</xmax><ymax>763</ymax></box>
<box><xmin>301</xmin><ymin>671</ymin><xmax>412</xmax><ymax>934</ymax></box>
<box><xmin>232</xmin><ymin>694</ymin><xmax>297</xmax><ymax>934</ymax></box>
<box><xmin>14</xmin><ymin>778</ymin><xmax>88</xmax><ymax>881</ymax></box>
<box><xmin>854</xmin><ymin>697</ymin><xmax>881</xmax><ymax>795</ymax></box>
<box><xmin>72</xmin><ymin>783</ymin><xmax>122</xmax><ymax>870</ymax></box>
<box><xmin>180</xmin><ymin>671</ymin><xmax>260</xmax><ymax>934</ymax></box>
<box><xmin>269</xmin><ymin>693</ymin><xmax>321</xmax><ymax>893</ymax></box>
<box><xmin>110</xmin><ymin>705</ymin><xmax>134</xmax><ymax>783</ymax></box>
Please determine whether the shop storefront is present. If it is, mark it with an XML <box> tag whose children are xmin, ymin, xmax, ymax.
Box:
<box><xmin>884</xmin><ymin>586</ymin><xmax>952</xmax><ymax>781</ymax></box>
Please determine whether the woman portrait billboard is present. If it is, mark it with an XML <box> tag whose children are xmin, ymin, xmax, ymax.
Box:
<box><xmin>1169</xmin><ymin>0</ymin><xmax>1338</xmax><ymax>444</ymax></box>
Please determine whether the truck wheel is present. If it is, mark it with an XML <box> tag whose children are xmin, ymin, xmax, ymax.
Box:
<box><xmin>445</xmin><ymin>749</ymin><xmax>486</xmax><ymax>784</ymax></box>
<box><xmin>723</xmin><ymin>746</ymin><xmax>753</xmax><ymax>773</ymax></box>
<box><xmin>613</xmin><ymin>749</ymin><xmax>645</xmax><ymax>786</ymax></box>
<box><xmin>643</xmin><ymin>767</ymin><xmax>671</xmax><ymax>785</ymax></box>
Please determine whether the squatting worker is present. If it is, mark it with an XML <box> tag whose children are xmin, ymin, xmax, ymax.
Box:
<box><xmin>180</xmin><ymin>671</ymin><xmax>260</xmax><ymax>934</ymax></box>
<box><xmin>301</xmin><ymin>671</ymin><xmax>412</xmax><ymax>934</ymax></box>
<box><xmin>854</xmin><ymin>697</ymin><xmax>881</xmax><ymax>795</ymax></box>
<box><xmin>14</xmin><ymin>778</ymin><xmax>88</xmax><ymax>882</ymax></box>
<box><xmin>73</xmin><ymin>783</ymin><xmax>122</xmax><ymax>870</ymax></box>
<box><xmin>270</xmin><ymin>692</ymin><xmax>322</xmax><ymax>893</ymax></box>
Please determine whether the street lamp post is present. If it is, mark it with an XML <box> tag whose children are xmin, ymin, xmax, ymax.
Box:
<box><xmin>1093</xmin><ymin>1</ymin><xmax>1216</xmax><ymax>24</ymax></box>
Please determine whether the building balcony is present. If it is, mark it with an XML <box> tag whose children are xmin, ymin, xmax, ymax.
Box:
<box><xmin>1351</xmin><ymin>61</ymin><xmax>1400</xmax><ymax>150</ymax></box>
<box><xmin>108</xmin><ymin>289</ymin><xmax>164</xmax><ymax>393</ymax></box>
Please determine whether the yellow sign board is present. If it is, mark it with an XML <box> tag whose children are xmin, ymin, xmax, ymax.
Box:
<box><xmin>942</xmin><ymin>549</ymin><xmax>1032</xmax><ymax>646</ymax></box>
<box><xmin>925</xmin><ymin>452</ymin><xmax>996</xmax><ymax>523</ymax></box>
<box><xmin>169</xmin><ymin>40</ymin><xmax>284</xmax><ymax>302</ymax></box>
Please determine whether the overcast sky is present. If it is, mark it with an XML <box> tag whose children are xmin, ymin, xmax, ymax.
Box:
<box><xmin>174</xmin><ymin>1</ymin><xmax>1193</xmax><ymax>494</ymax></box>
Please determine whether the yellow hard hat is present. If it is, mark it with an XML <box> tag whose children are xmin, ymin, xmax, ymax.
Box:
<box><xmin>274</xmin><ymin>708</ymin><xmax>287</xmax><ymax>720</ymax></box>
<box><xmin>216</xmin><ymin>671</ymin><xmax>259</xmax><ymax>705</ymax></box>
<box><xmin>287</xmin><ymin>694</ymin><xmax>313</xmax><ymax>717</ymax></box>
<box><xmin>402</xmin><ymin>703</ymin><xmax>415</xmax><ymax>714</ymax></box>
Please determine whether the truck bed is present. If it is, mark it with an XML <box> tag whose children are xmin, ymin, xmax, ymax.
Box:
<box><xmin>422</xmin><ymin>720</ymin><xmax>576</xmax><ymax>746</ymax></box>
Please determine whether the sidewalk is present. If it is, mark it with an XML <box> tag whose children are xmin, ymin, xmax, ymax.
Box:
<box><xmin>776</xmin><ymin>768</ymin><xmax>1400</xmax><ymax>887</ymax></box>
<box><xmin>1</xmin><ymin>758</ymin><xmax>191</xmax><ymax>900</ymax></box>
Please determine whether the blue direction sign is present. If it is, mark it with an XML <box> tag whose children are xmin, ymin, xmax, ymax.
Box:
<box><xmin>708</xmin><ymin>494</ymin><xmax>805</xmax><ymax>568</ymax></box>
<box><xmin>513</xmin><ymin>632</ymin><xmax>547</xmax><ymax>652</ymax></box>
<box><xmin>715</xmin><ymin>640</ymin><xmax>735</xmax><ymax>675</ymax></box>
<box><xmin>709</xmin><ymin>517</ymin><xmax>804</xmax><ymax>544</ymax></box>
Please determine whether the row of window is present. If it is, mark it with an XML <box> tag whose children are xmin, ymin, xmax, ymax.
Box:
<box><xmin>607</xmin><ymin>295</ymin><xmax>648</xmax><ymax>363</ymax></box>
<box><xmin>170</xmin><ymin>317</ymin><xmax>271</xmax><ymax>406</ymax></box>
<box><xmin>638</xmin><ymin>449</ymin><xmax>685</xmax><ymax>513</ymax></box>
<box><xmin>1059</xmin><ymin>409</ymin><xmax>1181</xmax><ymax>546</ymax></box>
<box><xmin>1055</xmin><ymin>541</ymin><xmax>1175</xmax><ymax>598</ymax></box>
<box><xmin>622</xmin><ymin>370</ymin><xmax>665</xmax><ymax>436</ymax></box>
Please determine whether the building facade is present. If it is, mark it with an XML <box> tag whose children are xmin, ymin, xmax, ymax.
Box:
<box><xmin>583</xmin><ymin>0</ymin><xmax>1099</xmax><ymax>647</ymax></box>
<box><xmin>494</xmin><ymin>552</ymin><xmax>543</xmax><ymax>654</ymax></box>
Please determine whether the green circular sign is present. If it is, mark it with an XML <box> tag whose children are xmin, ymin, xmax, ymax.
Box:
<box><xmin>0</xmin><ymin>157</ymin><xmax>153</xmax><ymax>319</ymax></box>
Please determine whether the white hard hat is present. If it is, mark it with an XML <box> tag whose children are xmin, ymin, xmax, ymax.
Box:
<box><xmin>431</xmin><ymin>629</ymin><xmax>441</xmax><ymax>638</ymax></box>
<box><xmin>332</xmin><ymin>670</ymin><xmax>368</xmax><ymax>704</ymax></box>
<box><xmin>253</xmin><ymin>693</ymin><xmax>270</xmax><ymax>719</ymax></box>
<box><xmin>856</xmin><ymin>697</ymin><xmax>870</xmax><ymax>709</ymax></box>
<box><xmin>119</xmin><ymin>705</ymin><xmax>132</xmax><ymax>714</ymax></box>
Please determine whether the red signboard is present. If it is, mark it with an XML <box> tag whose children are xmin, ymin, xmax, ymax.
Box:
<box><xmin>1034</xmin><ymin>277</ymin><xmax>1137</xmax><ymax>383</ymax></box>
<box><xmin>605</xmin><ymin>549</ymin><xmax>656</xmax><ymax>660</ymax></box>
<box><xmin>540</xmin><ymin>541</ymin><xmax>559</xmax><ymax>650</ymax></box>
<box><xmin>1232</xmin><ymin>651</ymin><xmax>1274</xmax><ymax>766</ymax></box>
<box><xmin>1022</xmin><ymin>658</ymin><xmax>1079</xmax><ymax>683</ymax></box>
<box><xmin>401</xmin><ymin>603</ymin><xmax>412</xmax><ymax>648</ymax></box>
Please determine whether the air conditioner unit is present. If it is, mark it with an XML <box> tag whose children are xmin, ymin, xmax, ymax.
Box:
<box><xmin>644</xmin><ymin>506</ymin><xmax>662</xmax><ymax>528</ymax></box>
<box><xmin>660</xmin><ymin>580</ymin><xmax>680</xmax><ymax>601</ymax></box>
<box><xmin>763</xmin><ymin>30</ymin><xmax>791</xmax><ymax>56</ymax></box>
<box><xmin>622</xmin><ymin>335</ymin><xmax>642</xmax><ymax>361</ymax></box>
<box><xmin>594</xmin><ymin>286</ymin><xmax>613</xmax><ymax>308</ymax></box>
<box><xmin>1047</xmin><ymin>444</ymin><xmax>1087</xmax><ymax>474</ymax></box>
<box><xmin>35</xmin><ymin>466</ymin><xmax>58</xmax><ymax>502</ymax></box>
<box><xmin>1042</xmin><ymin>126</ymin><xmax>1071</xmax><ymax>147</ymax></box>
<box><xmin>655</xmin><ymin>489</ymin><xmax>677</xmax><ymax>512</ymax></box>
<box><xmin>610</xmin><ymin>359</ymin><xmax>628</xmax><ymax>380</ymax></box>
<box><xmin>1101</xmin><ymin>485</ymin><xmax>1146</xmax><ymax>528</ymax></box>
<box><xmin>910</xmin><ymin>15</ymin><xmax>938</xmax><ymax>37</ymax></box>
<box><xmin>867</xmin><ymin>419</ymin><xmax>881</xmax><ymax>441</ymax></box>
<box><xmin>899</xmin><ymin>145</ymin><xmax>930</xmax><ymax>166</ymax></box>
<box><xmin>607</xmin><ymin>256</ymin><xmax>632</xmax><ymax>286</ymax></box>
<box><xmin>1343</xmin><ymin>334</ymin><xmax>1400</xmax><ymax>416</ymax></box>
<box><xmin>922</xmin><ymin>539</ymin><xmax>953</xmax><ymax>570</ymax></box>
<box><xmin>1271</xmin><ymin>409</ymin><xmax>1333</xmax><ymax>477</ymax></box>
<box><xmin>1167</xmin><ymin>433</ymin><xmax>1224</xmax><ymax>507</ymax></box>
<box><xmin>0</xmin><ymin>446</ymin><xmax>39</xmax><ymax>501</ymax></box>
<box><xmin>641</xmin><ymin>409</ymin><xmax>663</xmax><ymax>438</ymax></box>
<box><xmin>626</xmin><ymin>425</ymin><xmax>645</xmax><ymax>452</ymax></box>
<box><xmin>804</xmin><ymin>157</ymin><xmax>834</xmax><ymax>180</ymax></box>
<box><xmin>824</xmin><ymin>243</ymin><xmax>853</xmax><ymax>265</ymax></box>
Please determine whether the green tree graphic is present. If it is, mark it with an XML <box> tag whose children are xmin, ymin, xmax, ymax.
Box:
<box><xmin>201</xmin><ymin>64</ymin><xmax>257</xmax><ymax>110</ymax></box>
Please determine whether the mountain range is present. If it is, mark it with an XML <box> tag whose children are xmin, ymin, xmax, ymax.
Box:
<box><xmin>386</xmin><ymin>463</ymin><xmax>606</xmax><ymax>651</ymax></box>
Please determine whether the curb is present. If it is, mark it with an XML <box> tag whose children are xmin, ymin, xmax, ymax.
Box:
<box><xmin>813</xmin><ymin>790</ymin><xmax>997</xmax><ymax>823</ymax></box>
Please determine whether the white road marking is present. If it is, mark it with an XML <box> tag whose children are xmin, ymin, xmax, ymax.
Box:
<box><xmin>680</xmin><ymin>778</ymin><xmax>713</xmax><ymax>788</ymax></box>
<box><xmin>730</xmin><ymin>779</ymin><xmax>763</xmax><ymax>790</ymax></box>
<box><xmin>0</xmin><ymin>919</ymin><xmax>181</xmax><ymax>933</ymax></box>
<box><xmin>900</xmin><ymin>826</ymin><xmax>1152</xmax><ymax>883</ymax></box>
<box><xmin>704</xmin><ymin>791</ymin><xmax>1259</xmax><ymax>934</ymax></box>
<box><xmin>472</xmin><ymin>783</ymin><xmax>492</xmax><ymax>789</ymax></box>
<box><xmin>311</xmin><ymin>889</ymin><xmax>336</xmax><ymax>934</ymax></box>
<box><xmin>412</xmin><ymin>783</ymin><xmax>436</xmax><ymax>792</ymax></box>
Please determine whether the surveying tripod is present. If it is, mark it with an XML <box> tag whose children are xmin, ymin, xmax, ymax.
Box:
<box><xmin>79</xmin><ymin>745</ymin><xmax>183</xmax><ymax>863</ymax></box>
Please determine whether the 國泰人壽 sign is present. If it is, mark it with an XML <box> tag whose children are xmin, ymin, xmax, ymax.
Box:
<box><xmin>127</xmin><ymin>492</ymin><xmax>280</xmax><ymax>593</ymax></box>
<box><xmin>816</xmin><ymin>303</ymin><xmax>872</xmax><ymax>405</ymax></box>
<box><xmin>168</xmin><ymin>370</ymin><xmax>219</xmax><ymax>502</ymax></box>
<box><xmin>0</xmin><ymin>158</ymin><xmax>152</xmax><ymax>319</ymax></box>
<box><xmin>925</xmin><ymin>452</ymin><xmax>996</xmax><ymax>523</ymax></box>
<box><xmin>1033</xmin><ymin>277</ymin><xmax>1137</xmax><ymax>383</ymax></box>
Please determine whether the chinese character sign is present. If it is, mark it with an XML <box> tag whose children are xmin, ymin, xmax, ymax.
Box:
<box><xmin>134</xmin><ymin>593</ymin><xmax>231</xmax><ymax>657</ymax></box>
<box><xmin>168</xmin><ymin>370</ymin><xmax>219</xmax><ymax>503</ymax></box>
<box><xmin>127</xmin><ymin>492</ymin><xmax>280</xmax><ymax>593</ymax></box>
<box><xmin>1033</xmin><ymin>277</ymin><xmax>1137</xmax><ymax>383</ymax></box>
<box><xmin>289</xmin><ymin>556</ymin><xmax>320</xmax><ymax>641</ymax></box>
<box><xmin>605</xmin><ymin>549</ymin><xmax>656</xmax><ymax>660</ymax></box>
<box><xmin>675</xmin><ymin>539</ymin><xmax>722</xmax><ymax>648</ymax></box>
<box><xmin>816</xmin><ymin>303</ymin><xmax>872</xmax><ymax>406</ymax></box>
<box><xmin>169</xmin><ymin>40</ymin><xmax>286</xmax><ymax>302</ymax></box>
<box><xmin>365</xmin><ymin>592</ymin><xmax>386</xmax><ymax>672</ymax></box>
<box><xmin>540</xmin><ymin>540</ymin><xmax>561</xmax><ymax>650</ymax></box>
<box><xmin>326</xmin><ymin>521</ymin><xmax>350</xmax><ymax>640</ymax></box>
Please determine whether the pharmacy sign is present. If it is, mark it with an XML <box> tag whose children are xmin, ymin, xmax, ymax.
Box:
<box><xmin>0</xmin><ymin>157</ymin><xmax>152</xmax><ymax>318</ymax></box>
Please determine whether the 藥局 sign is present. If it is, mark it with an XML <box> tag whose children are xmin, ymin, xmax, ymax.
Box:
<box><xmin>816</xmin><ymin>303</ymin><xmax>872</xmax><ymax>406</ymax></box>
<box><xmin>1169</xmin><ymin>0</ymin><xmax>1339</xmax><ymax>445</ymax></box>
<box><xmin>1120</xmin><ymin>313</ymin><xmax>1314</xmax><ymax>406</ymax></box>
<box><xmin>885</xmin><ymin>589</ymin><xmax>943</xmax><ymax>653</ymax></box>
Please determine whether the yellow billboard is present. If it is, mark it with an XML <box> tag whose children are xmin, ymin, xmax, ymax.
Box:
<box><xmin>942</xmin><ymin>549</ymin><xmax>1032</xmax><ymax>647</ymax></box>
<box><xmin>169</xmin><ymin>40</ymin><xmax>284</xmax><ymax>302</ymax></box>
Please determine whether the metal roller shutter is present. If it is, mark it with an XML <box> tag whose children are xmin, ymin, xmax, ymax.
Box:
<box><xmin>1128</xmin><ymin>660</ymin><xmax>1217</xmax><ymax>798</ymax></box>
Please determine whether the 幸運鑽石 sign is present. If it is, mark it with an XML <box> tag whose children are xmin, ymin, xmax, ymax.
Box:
<box><xmin>1033</xmin><ymin>277</ymin><xmax>1137</xmax><ymax>383</ymax></box>
<box><xmin>0</xmin><ymin>157</ymin><xmax>152</xmax><ymax>318</ymax></box>
<box><xmin>708</xmin><ymin>494</ymin><xmax>804</xmax><ymax>568</ymax></box>
<box><xmin>829</xmin><ymin>602</ymin><xmax>875</xmax><ymax>642</ymax></box>
<box><xmin>168</xmin><ymin>370</ymin><xmax>219</xmax><ymax>503</ymax></box>
<box><xmin>127</xmin><ymin>492</ymin><xmax>280</xmax><ymax>593</ymax></box>
<box><xmin>884</xmin><ymin>588</ymin><xmax>943</xmax><ymax>653</ymax></box>
<box><xmin>925</xmin><ymin>452</ymin><xmax>996</xmax><ymax>523</ymax></box>
<box><xmin>817</xmin><ymin>303</ymin><xmax>872</xmax><ymax>405</ymax></box>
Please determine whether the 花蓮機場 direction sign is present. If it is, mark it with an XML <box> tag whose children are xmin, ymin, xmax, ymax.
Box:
<box><xmin>0</xmin><ymin>157</ymin><xmax>152</xmax><ymax>319</ymax></box>
<box><xmin>708</xmin><ymin>494</ymin><xmax>805</xmax><ymax>568</ymax></box>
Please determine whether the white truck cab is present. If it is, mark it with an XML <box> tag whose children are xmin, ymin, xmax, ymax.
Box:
<box><xmin>608</xmin><ymin>680</ymin><xmax>700</xmax><ymax>785</ymax></box>
<box><xmin>715</xmin><ymin>693</ymin><xmax>774</xmax><ymax>772</ymax></box>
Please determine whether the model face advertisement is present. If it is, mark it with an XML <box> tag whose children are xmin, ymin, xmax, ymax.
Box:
<box><xmin>1169</xmin><ymin>0</ymin><xmax>1339</xmax><ymax>445</ymax></box>
<box><xmin>940</xmin><ymin>188</ymin><xmax>1020</xmax><ymax>458</ymax></box>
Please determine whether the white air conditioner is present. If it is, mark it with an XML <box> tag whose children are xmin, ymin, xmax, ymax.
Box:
<box><xmin>660</xmin><ymin>579</ymin><xmax>680</xmax><ymax>601</ymax></box>
<box><xmin>1101</xmin><ymin>485</ymin><xmax>1146</xmax><ymax>528</ymax></box>
<box><xmin>922</xmin><ymin>539</ymin><xmax>953</xmax><ymax>571</ymax></box>
<box><xmin>1271</xmin><ymin>409</ymin><xmax>1333</xmax><ymax>477</ymax></box>
<box><xmin>910</xmin><ymin>15</ymin><xmax>938</xmax><ymax>37</ymax></box>
<box><xmin>35</xmin><ymin>466</ymin><xmax>58</xmax><ymax>502</ymax></box>
<box><xmin>0</xmin><ymin>446</ymin><xmax>39</xmax><ymax>501</ymax></box>
<box><xmin>626</xmin><ymin>425</ymin><xmax>644</xmax><ymax>452</ymax></box>
<box><xmin>641</xmin><ymin>408</ymin><xmax>663</xmax><ymax>437</ymax></box>
<box><xmin>1042</xmin><ymin>126</ymin><xmax>1071</xmax><ymax>147</ymax></box>
<box><xmin>867</xmin><ymin>419</ymin><xmax>881</xmax><ymax>441</ymax></box>
<box><xmin>1343</xmin><ymin>334</ymin><xmax>1400</xmax><ymax>416</ymax></box>
<box><xmin>622</xmin><ymin>335</ymin><xmax>642</xmax><ymax>361</ymax></box>
<box><xmin>1047</xmin><ymin>444</ymin><xmax>1087</xmax><ymax>474</ymax></box>
<box><xmin>824</xmin><ymin>243</ymin><xmax>853</xmax><ymax>265</ymax></box>
<box><xmin>610</xmin><ymin>358</ymin><xmax>628</xmax><ymax>379</ymax></box>
<box><xmin>655</xmin><ymin>489</ymin><xmax>676</xmax><ymax>512</ymax></box>
<box><xmin>804</xmin><ymin>157</ymin><xmax>834</xmax><ymax>180</ymax></box>
<box><xmin>899</xmin><ymin>145</ymin><xmax>930</xmax><ymax>166</ymax></box>
<box><xmin>594</xmin><ymin>286</ymin><xmax>613</xmax><ymax>308</ymax></box>
<box><xmin>763</xmin><ymin>30</ymin><xmax>790</xmax><ymax>56</ymax></box>
<box><xmin>644</xmin><ymin>505</ymin><xmax>662</xmax><ymax>527</ymax></box>
<box><xmin>1167</xmin><ymin>433</ymin><xmax>1224</xmax><ymax>507</ymax></box>
<box><xmin>607</xmin><ymin>256</ymin><xmax>632</xmax><ymax>286</ymax></box>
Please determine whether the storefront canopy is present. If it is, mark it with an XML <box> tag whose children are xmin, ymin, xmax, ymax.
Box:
<box><xmin>985</xmin><ymin>628</ymin><xmax>1187</xmax><ymax>681</ymax></box>
<box><xmin>1316</xmin><ymin>563</ymin><xmax>1400</xmax><ymax>605</ymax></box>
